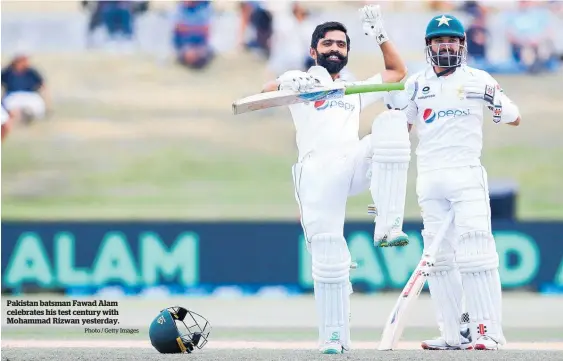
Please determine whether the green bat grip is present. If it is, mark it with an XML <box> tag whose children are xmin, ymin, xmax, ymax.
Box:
<box><xmin>345</xmin><ymin>82</ymin><xmax>405</xmax><ymax>95</ymax></box>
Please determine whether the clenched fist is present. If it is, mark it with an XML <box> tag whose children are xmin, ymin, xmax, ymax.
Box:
<box><xmin>359</xmin><ymin>4</ymin><xmax>389</xmax><ymax>45</ymax></box>
<box><xmin>461</xmin><ymin>79</ymin><xmax>503</xmax><ymax>123</ymax></box>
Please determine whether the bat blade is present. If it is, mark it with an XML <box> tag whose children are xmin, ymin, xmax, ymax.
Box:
<box><xmin>378</xmin><ymin>209</ymin><xmax>454</xmax><ymax>351</ymax></box>
<box><xmin>232</xmin><ymin>82</ymin><xmax>405</xmax><ymax>115</ymax></box>
<box><xmin>232</xmin><ymin>84</ymin><xmax>345</xmax><ymax>115</ymax></box>
<box><xmin>378</xmin><ymin>262</ymin><xmax>428</xmax><ymax>351</ymax></box>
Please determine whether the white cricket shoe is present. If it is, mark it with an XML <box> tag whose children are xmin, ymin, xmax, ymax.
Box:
<box><xmin>320</xmin><ymin>340</ymin><xmax>344</xmax><ymax>354</ymax></box>
<box><xmin>368</xmin><ymin>206</ymin><xmax>409</xmax><ymax>247</ymax></box>
<box><xmin>320</xmin><ymin>332</ymin><xmax>345</xmax><ymax>354</ymax></box>
<box><xmin>421</xmin><ymin>328</ymin><xmax>473</xmax><ymax>351</ymax></box>
<box><xmin>374</xmin><ymin>229</ymin><xmax>409</xmax><ymax>248</ymax></box>
<box><xmin>474</xmin><ymin>335</ymin><xmax>500</xmax><ymax>350</ymax></box>
<box><xmin>421</xmin><ymin>337</ymin><xmax>473</xmax><ymax>350</ymax></box>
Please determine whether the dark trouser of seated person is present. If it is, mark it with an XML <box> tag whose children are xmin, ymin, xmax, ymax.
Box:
<box><xmin>100</xmin><ymin>1</ymin><xmax>134</xmax><ymax>40</ymax></box>
<box><xmin>178</xmin><ymin>45</ymin><xmax>214</xmax><ymax>69</ymax></box>
<box><xmin>466</xmin><ymin>23</ymin><xmax>488</xmax><ymax>64</ymax></box>
<box><xmin>174</xmin><ymin>24</ymin><xmax>214</xmax><ymax>70</ymax></box>
<box><xmin>249</xmin><ymin>5</ymin><xmax>272</xmax><ymax>57</ymax></box>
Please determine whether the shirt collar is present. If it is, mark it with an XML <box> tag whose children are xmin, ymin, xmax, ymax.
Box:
<box><xmin>425</xmin><ymin>65</ymin><xmax>466</xmax><ymax>80</ymax></box>
<box><xmin>335</xmin><ymin>67</ymin><xmax>356</xmax><ymax>82</ymax></box>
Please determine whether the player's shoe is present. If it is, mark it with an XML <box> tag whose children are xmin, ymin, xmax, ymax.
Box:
<box><xmin>320</xmin><ymin>333</ymin><xmax>344</xmax><ymax>354</ymax></box>
<box><xmin>421</xmin><ymin>337</ymin><xmax>473</xmax><ymax>350</ymax></box>
<box><xmin>421</xmin><ymin>328</ymin><xmax>473</xmax><ymax>350</ymax></box>
<box><xmin>474</xmin><ymin>335</ymin><xmax>500</xmax><ymax>350</ymax></box>
<box><xmin>320</xmin><ymin>340</ymin><xmax>344</xmax><ymax>354</ymax></box>
<box><xmin>374</xmin><ymin>230</ymin><xmax>409</xmax><ymax>247</ymax></box>
<box><xmin>368</xmin><ymin>205</ymin><xmax>409</xmax><ymax>247</ymax></box>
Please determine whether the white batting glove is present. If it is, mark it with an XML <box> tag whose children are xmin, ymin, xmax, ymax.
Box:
<box><xmin>359</xmin><ymin>4</ymin><xmax>389</xmax><ymax>45</ymax></box>
<box><xmin>277</xmin><ymin>70</ymin><xmax>317</xmax><ymax>93</ymax></box>
<box><xmin>384</xmin><ymin>90</ymin><xmax>409</xmax><ymax>111</ymax></box>
<box><xmin>461</xmin><ymin>79</ymin><xmax>502</xmax><ymax>123</ymax></box>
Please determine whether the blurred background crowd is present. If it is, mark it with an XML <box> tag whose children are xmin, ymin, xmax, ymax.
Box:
<box><xmin>2</xmin><ymin>0</ymin><xmax>562</xmax><ymax>135</ymax></box>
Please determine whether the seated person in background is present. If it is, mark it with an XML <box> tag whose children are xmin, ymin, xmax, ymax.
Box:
<box><xmin>506</xmin><ymin>0</ymin><xmax>558</xmax><ymax>73</ymax></box>
<box><xmin>239</xmin><ymin>1</ymin><xmax>273</xmax><ymax>58</ymax></box>
<box><xmin>463</xmin><ymin>2</ymin><xmax>490</xmax><ymax>65</ymax></box>
<box><xmin>1</xmin><ymin>53</ymin><xmax>49</xmax><ymax>124</ymax></box>
<box><xmin>173</xmin><ymin>1</ymin><xmax>214</xmax><ymax>70</ymax></box>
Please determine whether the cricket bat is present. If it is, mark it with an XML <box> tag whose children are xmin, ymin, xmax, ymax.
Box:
<box><xmin>232</xmin><ymin>81</ymin><xmax>404</xmax><ymax>115</ymax></box>
<box><xmin>377</xmin><ymin>208</ymin><xmax>455</xmax><ymax>351</ymax></box>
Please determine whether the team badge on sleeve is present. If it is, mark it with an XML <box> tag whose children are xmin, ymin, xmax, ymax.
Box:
<box><xmin>484</xmin><ymin>85</ymin><xmax>495</xmax><ymax>105</ymax></box>
<box><xmin>492</xmin><ymin>106</ymin><xmax>502</xmax><ymax>123</ymax></box>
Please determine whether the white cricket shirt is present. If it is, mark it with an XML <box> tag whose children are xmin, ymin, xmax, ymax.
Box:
<box><xmin>403</xmin><ymin>65</ymin><xmax>501</xmax><ymax>173</ymax></box>
<box><xmin>288</xmin><ymin>73</ymin><xmax>384</xmax><ymax>162</ymax></box>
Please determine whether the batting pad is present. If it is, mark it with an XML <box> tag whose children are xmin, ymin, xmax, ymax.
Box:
<box><xmin>422</xmin><ymin>231</ymin><xmax>464</xmax><ymax>346</ymax></box>
<box><xmin>370</xmin><ymin>110</ymin><xmax>411</xmax><ymax>237</ymax></box>
<box><xmin>456</xmin><ymin>231</ymin><xmax>505</xmax><ymax>345</ymax></box>
<box><xmin>311</xmin><ymin>233</ymin><xmax>352</xmax><ymax>350</ymax></box>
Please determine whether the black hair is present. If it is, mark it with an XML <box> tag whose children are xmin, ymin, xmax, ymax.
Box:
<box><xmin>310</xmin><ymin>21</ymin><xmax>350</xmax><ymax>51</ymax></box>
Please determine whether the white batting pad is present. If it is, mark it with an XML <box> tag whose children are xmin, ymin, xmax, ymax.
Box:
<box><xmin>456</xmin><ymin>231</ymin><xmax>505</xmax><ymax>345</ymax></box>
<box><xmin>311</xmin><ymin>233</ymin><xmax>352</xmax><ymax>350</ymax></box>
<box><xmin>370</xmin><ymin>110</ymin><xmax>411</xmax><ymax>237</ymax></box>
<box><xmin>422</xmin><ymin>231</ymin><xmax>464</xmax><ymax>346</ymax></box>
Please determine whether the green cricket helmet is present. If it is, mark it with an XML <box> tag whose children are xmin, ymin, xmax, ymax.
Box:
<box><xmin>149</xmin><ymin>306</ymin><xmax>211</xmax><ymax>354</ymax></box>
<box><xmin>424</xmin><ymin>14</ymin><xmax>467</xmax><ymax>68</ymax></box>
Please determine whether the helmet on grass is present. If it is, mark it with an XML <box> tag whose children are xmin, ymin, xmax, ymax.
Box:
<box><xmin>149</xmin><ymin>306</ymin><xmax>211</xmax><ymax>354</ymax></box>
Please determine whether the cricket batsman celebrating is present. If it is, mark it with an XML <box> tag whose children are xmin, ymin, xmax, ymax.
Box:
<box><xmin>261</xmin><ymin>5</ymin><xmax>409</xmax><ymax>354</ymax></box>
<box><xmin>386</xmin><ymin>14</ymin><xmax>521</xmax><ymax>351</ymax></box>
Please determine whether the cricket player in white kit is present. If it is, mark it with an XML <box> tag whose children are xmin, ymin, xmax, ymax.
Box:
<box><xmin>386</xmin><ymin>14</ymin><xmax>521</xmax><ymax>351</ymax></box>
<box><xmin>261</xmin><ymin>5</ymin><xmax>409</xmax><ymax>354</ymax></box>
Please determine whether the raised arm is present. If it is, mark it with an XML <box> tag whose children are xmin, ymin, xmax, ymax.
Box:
<box><xmin>379</xmin><ymin>40</ymin><xmax>407</xmax><ymax>83</ymax></box>
<box><xmin>360</xmin><ymin>5</ymin><xmax>407</xmax><ymax>83</ymax></box>
<box><xmin>358</xmin><ymin>5</ymin><xmax>407</xmax><ymax>110</ymax></box>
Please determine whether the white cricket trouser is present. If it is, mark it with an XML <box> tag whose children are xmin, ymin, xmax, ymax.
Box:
<box><xmin>2</xmin><ymin>92</ymin><xmax>46</xmax><ymax>119</ymax></box>
<box><xmin>292</xmin><ymin>136</ymin><xmax>372</xmax><ymax>243</ymax></box>
<box><xmin>417</xmin><ymin>165</ymin><xmax>491</xmax><ymax>340</ymax></box>
<box><xmin>417</xmin><ymin>165</ymin><xmax>491</xmax><ymax>238</ymax></box>
<box><xmin>418</xmin><ymin>165</ymin><xmax>506</xmax><ymax>344</ymax></box>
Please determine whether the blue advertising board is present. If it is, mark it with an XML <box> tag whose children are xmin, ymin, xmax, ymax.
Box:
<box><xmin>1</xmin><ymin>221</ymin><xmax>562</xmax><ymax>293</ymax></box>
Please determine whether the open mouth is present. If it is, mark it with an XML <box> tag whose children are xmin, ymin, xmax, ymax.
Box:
<box><xmin>328</xmin><ymin>55</ymin><xmax>341</xmax><ymax>61</ymax></box>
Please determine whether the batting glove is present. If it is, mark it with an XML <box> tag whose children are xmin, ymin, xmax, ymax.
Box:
<box><xmin>359</xmin><ymin>4</ymin><xmax>389</xmax><ymax>45</ymax></box>
<box><xmin>384</xmin><ymin>90</ymin><xmax>409</xmax><ymax>111</ymax></box>
<box><xmin>277</xmin><ymin>70</ymin><xmax>317</xmax><ymax>93</ymax></box>
<box><xmin>462</xmin><ymin>79</ymin><xmax>503</xmax><ymax>123</ymax></box>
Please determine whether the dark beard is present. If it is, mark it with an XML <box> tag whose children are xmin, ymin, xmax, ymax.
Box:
<box><xmin>432</xmin><ymin>49</ymin><xmax>461</xmax><ymax>67</ymax></box>
<box><xmin>316</xmin><ymin>51</ymin><xmax>348</xmax><ymax>75</ymax></box>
